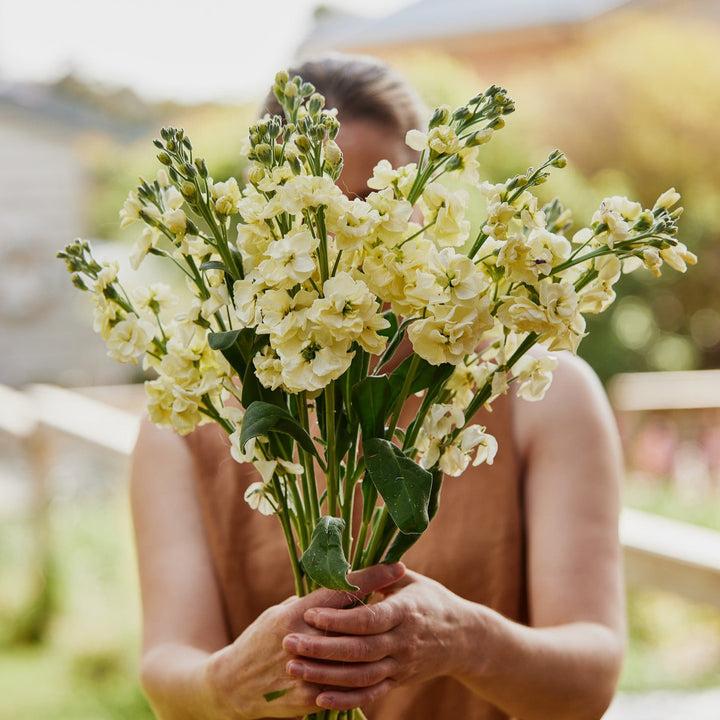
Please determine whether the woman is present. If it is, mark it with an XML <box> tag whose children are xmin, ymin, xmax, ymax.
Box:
<box><xmin>131</xmin><ymin>55</ymin><xmax>625</xmax><ymax>720</ymax></box>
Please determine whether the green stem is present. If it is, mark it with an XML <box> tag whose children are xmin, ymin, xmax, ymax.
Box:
<box><xmin>297</xmin><ymin>392</ymin><xmax>320</xmax><ymax>527</ymax></box>
<box><xmin>272</xmin><ymin>477</ymin><xmax>305</xmax><ymax>597</ymax></box>
<box><xmin>386</xmin><ymin>353</ymin><xmax>421</xmax><ymax>441</ymax></box>
<box><xmin>324</xmin><ymin>381</ymin><xmax>338</xmax><ymax>517</ymax></box>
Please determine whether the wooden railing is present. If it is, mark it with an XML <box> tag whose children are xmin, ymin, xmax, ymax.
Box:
<box><xmin>2</xmin><ymin>380</ymin><xmax>720</xmax><ymax>609</ymax></box>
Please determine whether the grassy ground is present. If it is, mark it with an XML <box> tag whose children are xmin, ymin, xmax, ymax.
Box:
<box><xmin>0</xmin><ymin>487</ymin><xmax>153</xmax><ymax>720</ymax></box>
<box><xmin>1</xmin><ymin>476</ymin><xmax>719</xmax><ymax>718</ymax></box>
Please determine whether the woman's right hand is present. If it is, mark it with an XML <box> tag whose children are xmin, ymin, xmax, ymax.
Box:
<box><xmin>202</xmin><ymin>562</ymin><xmax>406</xmax><ymax>719</ymax></box>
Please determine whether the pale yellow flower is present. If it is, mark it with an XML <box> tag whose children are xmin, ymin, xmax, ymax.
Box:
<box><xmin>106</xmin><ymin>314</ymin><xmax>155</xmax><ymax>364</ymax></box>
<box><xmin>660</xmin><ymin>241</ymin><xmax>697</xmax><ymax>273</ymax></box>
<box><xmin>129</xmin><ymin>226</ymin><xmax>160</xmax><ymax>270</ymax></box>
<box><xmin>258</xmin><ymin>227</ymin><xmax>318</xmax><ymax>287</ymax></box>
<box><xmin>163</xmin><ymin>208</ymin><xmax>187</xmax><ymax>235</ymax></box>
<box><xmin>244</xmin><ymin>481</ymin><xmax>276</xmax><ymax>515</ymax></box>
<box><xmin>513</xmin><ymin>355</ymin><xmax>558</xmax><ymax>401</ymax></box>
<box><xmin>119</xmin><ymin>192</ymin><xmax>143</xmax><ymax>228</ymax></box>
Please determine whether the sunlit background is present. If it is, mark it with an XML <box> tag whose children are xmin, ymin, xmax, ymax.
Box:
<box><xmin>1</xmin><ymin>0</ymin><xmax>720</xmax><ymax>717</ymax></box>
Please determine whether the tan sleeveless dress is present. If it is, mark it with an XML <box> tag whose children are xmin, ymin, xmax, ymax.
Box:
<box><xmin>184</xmin><ymin>394</ymin><xmax>526</xmax><ymax>720</ymax></box>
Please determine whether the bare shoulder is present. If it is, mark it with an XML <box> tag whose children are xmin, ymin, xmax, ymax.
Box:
<box><xmin>511</xmin><ymin>350</ymin><xmax>619</xmax><ymax>459</ymax></box>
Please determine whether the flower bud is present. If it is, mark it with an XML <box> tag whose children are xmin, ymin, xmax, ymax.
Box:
<box><xmin>182</xmin><ymin>163</ymin><xmax>197</xmax><ymax>178</ymax></box>
<box><xmin>308</xmin><ymin>93</ymin><xmax>324</xmax><ymax>116</ymax></box>
<box><xmin>157</xmin><ymin>152</ymin><xmax>172</xmax><ymax>166</ymax></box>
<box><xmin>429</xmin><ymin>105</ymin><xmax>451</xmax><ymax>128</ymax></box>
<box><xmin>465</xmin><ymin>128</ymin><xmax>493</xmax><ymax>146</ymax></box>
<box><xmin>324</xmin><ymin>140</ymin><xmax>342</xmax><ymax>167</ymax></box>
<box><xmin>254</xmin><ymin>143</ymin><xmax>272</xmax><ymax>163</ymax></box>
<box><xmin>295</xmin><ymin>136</ymin><xmax>311</xmax><ymax>153</ymax></box>
<box><xmin>72</xmin><ymin>274</ymin><xmax>89</xmax><ymax>291</ymax></box>
<box><xmin>451</xmin><ymin>105</ymin><xmax>472</xmax><ymax>122</ymax></box>
<box><xmin>549</xmin><ymin>150</ymin><xmax>567</xmax><ymax>168</ymax></box>
<box><xmin>488</xmin><ymin>116</ymin><xmax>505</xmax><ymax>130</ymax></box>
<box><xmin>195</xmin><ymin>157</ymin><xmax>208</xmax><ymax>178</ymax></box>
<box><xmin>275</xmin><ymin>70</ymin><xmax>290</xmax><ymax>86</ymax></box>
<box><xmin>181</xmin><ymin>181</ymin><xmax>196</xmax><ymax>200</ymax></box>
<box><xmin>166</xmin><ymin>139</ymin><xmax>176</xmax><ymax>152</ymax></box>
<box><xmin>248</xmin><ymin>164</ymin><xmax>265</xmax><ymax>185</ymax></box>
<box><xmin>299</xmin><ymin>82</ymin><xmax>315</xmax><ymax>97</ymax></box>
<box><xmin>285</xmin><ymin>82</ymin><xmax>298</xmax><ymax>98</ymax></box>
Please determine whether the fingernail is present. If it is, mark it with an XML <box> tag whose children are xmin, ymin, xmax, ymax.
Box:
<box><xmin>283</xmin><ymin>635</ymin><xmax>298</xmax><ymax>652</ymax></box>
<box><xmin>286</xmin><ymin>659</ymin><xmax>303</xmax><ymax>676</ymax></box>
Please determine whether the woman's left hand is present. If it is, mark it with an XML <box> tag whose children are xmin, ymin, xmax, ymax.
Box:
<box><xmin>282</xmin><ymin>568</ymin><xmax>475</xmax><ymax>711</ymax></box>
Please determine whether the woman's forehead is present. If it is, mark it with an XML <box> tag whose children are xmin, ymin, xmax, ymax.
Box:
<box><xmin>336</xmin><ymin>120</ymin><xmax>410</xmax><ymax>199</ymax></box>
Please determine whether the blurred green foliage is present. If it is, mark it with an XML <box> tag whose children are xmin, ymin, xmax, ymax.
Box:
<box><xmin>0</xmin><ymin>491</ymin><xmax>153</xmax><ymax>720</ymax></box>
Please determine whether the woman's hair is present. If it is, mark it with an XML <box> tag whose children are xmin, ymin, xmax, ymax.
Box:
<box><xmin>261</xmin><ymin>54</ymin><xmax>427</xmax><ymax>136</ymax></box>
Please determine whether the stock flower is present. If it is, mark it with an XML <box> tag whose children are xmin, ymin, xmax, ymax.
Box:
<box><xmin>367</xmin><ymin>160</ymin><xmax>418</xmax><ymax>198</ymax></box>
<box><xmin>272</xmin><ymin>174</ymin><xmax>342</xmax><ymax>214</ymax></box>
<box><xmin>660</xmin><ymin>241</ymin><xmax>697</xmax><ymax>273</ymax></box>
<box><xmin>416</xmin><ymin>403</ymin><xmax>465</xmax><ymax>469</ymax></box>
<box><xmin>129</xmin><ymin>226</ymin><xmax>161</xmax><ymax>270</ymax></box>
<box><xmin>163</xmin><ymin>208</ymin><xmax>187</xmax><ymax>235</ymax></box>
<box><xmin>211</xmin><ymin>177</ymin><xmax>242</xmax><ymax>216</ymax></box>
<box><xmin>513</xmin><ymin>355</ymin><xmax>558</xmax><ymax>401</ymax></box>
<box><xmin>365</xmin><ymin>188</ymin><xmax>414</xmax><ymax>246</ymax></box>
<box><xmin>277</xmin><ymin>335</ymin><xmax>353</xmax><ymax>393</ymax></box>
<box><xmin>106</xmin><ymin>314</ymin><xmax>155</xmax><ymax>364</ymax></box>
<box><xmin>326</xmin><ymin>197</ymin><xmax>380</xmax><ymax>252</ymax></box>
<box><xmin>244</xmin><ymin>482</ymin><xmax>276</xmax><ymax>515</ymax></box>
<box><xmin>422</xmin><ymin>185</ymin><xmax>471</xmax><ymax>248</ymax></box>
<box><xmin>307</xmin><ymin>273</ymin><xmax>388</xmax><ymax>353</ymax></box>
<box><xmin>258</xmin><ymin>227</ymin><xmax>319</xmax><ymax>287</ymax></box>
<box><xmin>460</xmin><ymin>425</ymin><xmax>498</xmax><ymax>466</ymax></box>
<box><xmin>132</xmin><ymin>283</ymin><xmax>177</xmax><ymax>316</ymax></box>
<box><xmin>119</xmin><ymin>192</ymin><xmax>143</xmax><ymax>228</ymax></box>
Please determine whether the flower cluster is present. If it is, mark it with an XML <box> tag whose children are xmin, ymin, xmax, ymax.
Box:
<box><xmin>59</xmin><ymin>72</ymin><xmax>694</xmax><ymax>604</ymax></box>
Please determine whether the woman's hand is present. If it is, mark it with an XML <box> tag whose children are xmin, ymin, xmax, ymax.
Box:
<box><xmin>203</xmin><ymin>562</ymin><xmax>406</xmax><ymax>719</ymax></box>
<box><xmin>282</xmin><ymin>569</ymin><xmax>473</xmax><ymax>712</ymax></box>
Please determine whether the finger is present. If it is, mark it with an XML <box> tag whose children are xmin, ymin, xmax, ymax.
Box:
<box><xmin>304</xmin><ymin>597</ymin><xmax>402</xmax><ymax>635</ymax></box>
<box><xmin>315</xmin><ymin>678</ymin><xmax>398</xmax><ymax>711</ymax></box>
<box><xmin>299</xmin><ymin>562</ymin><xmax>405</xmax><ymax>611</ymax></box>
<box><xmin>284</xmin><ymin>631</ymin><xmax>393</xmax><ymax>662</ymax></box>
<box><xmin>287</xmin><ymin>657</ymin><xmax>397</xmax><ymax>688</ymax></box>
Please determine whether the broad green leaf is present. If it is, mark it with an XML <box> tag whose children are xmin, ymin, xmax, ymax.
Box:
<box><xmin>240</xmin><ymin>339</ymin><xmax>285</xmax><ymax>410</ymax></box>
<box><xmin>383</xmin><ymin>469</ymin><xmax>443</xmax><ymax>562</ymax></box>
<box><xmin>363</xmin><ymin>438</ymin><xmax>432</xmax><ymax>534</ymax></box>
<box><xmin>208</xmin><ymin>328</ymin><xmax>254</xmax><ymax>377</ymax></box>
<box><xmin>239</xmin><ymin>401</ymin><xmax>318</xmax><ymax>458</ymax></box>
<box><xmin>388</xmin><ymin>355</ymin><xmax>454</xmax><ymax>405</ymax></box>
<box><xmin>301</xmin><ymin>517</ymin><xmax>359</xmax><ymax>591</ymax></box>
<box><xmin>352</xmin><ymin>376</ymin><xmax>392</xmax><ymax>439</ymax></box>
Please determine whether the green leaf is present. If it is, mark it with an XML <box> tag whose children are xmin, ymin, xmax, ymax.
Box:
<box><xmin>363</xmin><ymin>438</ymin><xmax>432</xmax><ymax>534</ymax></box>
<box><xmin>388</xmin><ymin>355</ymin><xmax>454</xmax><ymax>405</ymax></box>
<box><xmin>239</xmin><ymin>401</ymin><xmax>318</xmax><ymax>458</ymax></box>
<box><xmin>301</xmin><ymin>517</ymin><xmax>359</xmax><ymax>591</ymax></box>
<box><xmin>208</xmin><ymin>328</ymin><xmax>254</xmax><ymax>377</ymax></box>
<box><xmin>352</xmin><ymin>376</ymin><xmax>392</xmax><ymax>439</ymax></box>
<box><xmin>383</xmin><ymin>469</ymin><xmax>443</xmax><ymax>563</ymax></box>
<box><xmin>264</xmin><ymin>688</ymin><xmax>291</xmax><ymax>702</ymax></box>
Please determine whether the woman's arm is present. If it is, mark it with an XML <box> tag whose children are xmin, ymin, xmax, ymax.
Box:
<box><xmin>130</xmin><ymin>418</ymin><xmax>406</xmax><ymax>719</ymax></box>
<box><xmin>284</xmin><ymin>353</ymin><xmax>625</xmax><ymax>719</ymax></box>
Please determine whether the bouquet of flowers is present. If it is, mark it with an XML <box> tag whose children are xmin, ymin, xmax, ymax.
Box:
<box><xmin>59</xmin><ymin>71</ymin><xmax>694</xmax><ymax>720</ymax></box>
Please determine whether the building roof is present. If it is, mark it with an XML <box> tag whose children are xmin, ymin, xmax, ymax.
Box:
<box><xmin>302</xmin><ymin>0</ymin><xmax>634</xmax><ymax>53</ymax></box>
<box><xmin>0</xmin><ymin>78</ymin><xmax>154</xmax><ymax>140</ymax></box>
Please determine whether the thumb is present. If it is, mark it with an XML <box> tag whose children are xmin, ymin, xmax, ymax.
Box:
<box><xmin>302</xmin><ymin>562</ymin><xmax>406</xmax><ymax>610</ymax></box>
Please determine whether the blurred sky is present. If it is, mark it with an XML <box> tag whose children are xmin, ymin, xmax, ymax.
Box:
<box><xmin>0</xmin><ymin>0</ymin><xmax>415</xmax><ymax>104</ymax></box>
